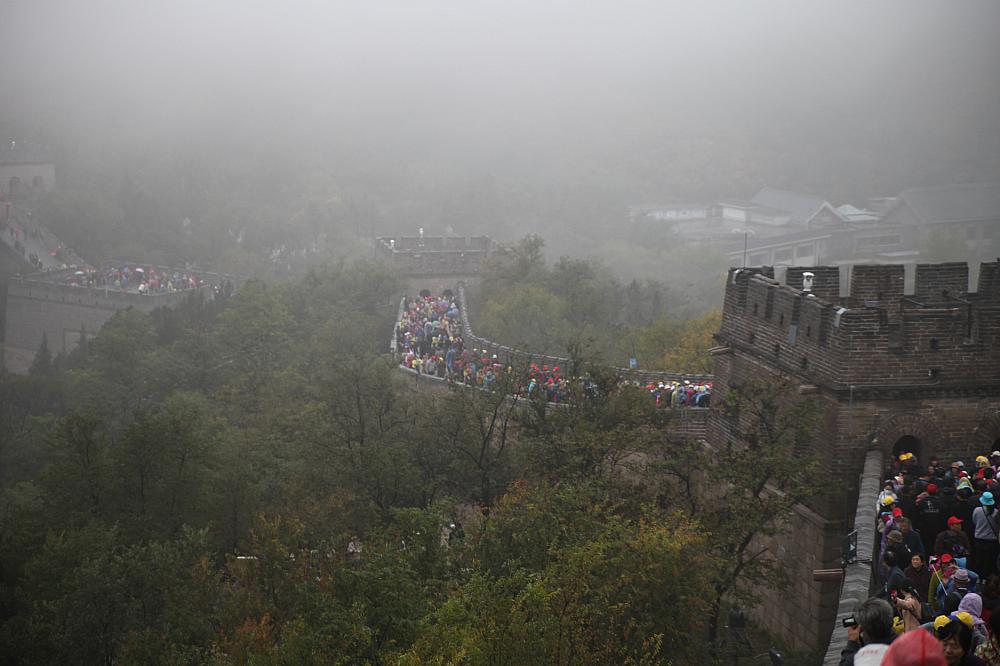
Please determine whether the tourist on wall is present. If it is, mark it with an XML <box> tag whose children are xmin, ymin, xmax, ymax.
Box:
<box><xmin>971</xmin><ymin>493</ymin><xmax>1000</xmax><ymax>579</ymax></box>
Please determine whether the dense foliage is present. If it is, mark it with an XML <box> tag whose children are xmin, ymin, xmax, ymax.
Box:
<box><xmin>473</xmin><ymin>235</ymin><xmax>721</xmax><ymax>371</ymax></box>
<box><xmin>0</xmin><ymin>262</ymin><xmax>818</xmax><ymax>664</ymax></box>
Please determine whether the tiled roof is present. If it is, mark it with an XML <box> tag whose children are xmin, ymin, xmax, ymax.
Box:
<box><xmin>752</xmin><ymin>187</ymin><xmax>829</xmax><ymax>224</ymax></box>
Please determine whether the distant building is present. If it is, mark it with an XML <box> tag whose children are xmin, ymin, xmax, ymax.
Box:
<box><xmin>631</xmin><ymin>182</ymin><xmax>999</xmax><ymax>269</ymax></box>
<box><xmin>750</xmin><ymin>187</ymin><xmax>830</xmax><ymax>225</ymax></box>
<box><xmin>877</xmin><ymin>182</ymin><xmax>1000</xmax><ymax>257</ymax></box>
<box><xmin>629</xmin><ymin>202</ymin><xmax>713</xmax><ymax>222</ymax></box>
<box><xmin>722</xmin><ymin>183</ymin><xmax>1000</xmax><ymax>267</ymax></box>
<box><xmin>718</xmin><ymin>200</ymin><xmax>792</xmax><ymax>226</ymax></box>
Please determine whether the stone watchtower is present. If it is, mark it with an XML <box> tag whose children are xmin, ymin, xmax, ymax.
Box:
<box><xmin>706</xmin><ymin>260</ymin><xmax>1000</xmax><ymax>649</ymax></box>
<box><xmin>373</xmin><ymin>234</ymin><xmax>502</xmax><ymax>294</ymax></box>
<box><xmin>0</xmin><ymin>142</ymin><xmax>55</xmax><ymax>201</ymax></box>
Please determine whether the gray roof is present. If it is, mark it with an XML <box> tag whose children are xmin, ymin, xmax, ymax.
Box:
<box><xmin>751</xmin><ymin>187</ymin><xmax>829</xmax><ymax>224</ymax></box>
<box><xmin>895</xmin><ymin>182</ymin><xmax>1000</xmax><ymax>223</ymax></box>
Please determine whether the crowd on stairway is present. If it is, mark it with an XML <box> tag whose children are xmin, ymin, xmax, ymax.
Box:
<box><xmin>396</xmin><ymin>292</ymin><xmax>711</xmax><ymax>405</ymax></box>
<box><xmin>838</xmin><ymin>450</ymin><xmax>1000</xmax><ymax>665</ymax></box>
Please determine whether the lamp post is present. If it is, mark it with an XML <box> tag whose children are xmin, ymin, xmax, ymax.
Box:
<box><xmin>732</xmin><ymin>228</ymin><xmax>757</xmax><ymax>267</ymax></box>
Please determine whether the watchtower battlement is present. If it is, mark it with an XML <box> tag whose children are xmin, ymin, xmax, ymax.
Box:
<box><xmin>718</xmin><ymin>261</ymin><xmax>1000</xmax><ymax>394</ymax></box>
<box><xmin>710</xmin><ymin>260</ymin><xmax>1000</xmax><ymax>652</ymax></box>
<box><xmin>373</xmin><ymin>235</ymin><xmax>502</xmax><ymax>276</ymax></box>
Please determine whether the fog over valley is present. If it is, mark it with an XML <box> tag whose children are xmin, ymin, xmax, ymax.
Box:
<box><xmin>3</xmin><ymin>1</ymin><xmax>998</xmax><ymax>273</ymax></box>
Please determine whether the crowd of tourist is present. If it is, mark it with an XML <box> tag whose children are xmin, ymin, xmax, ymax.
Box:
<box><xmin>641</xmin><ymin>379</ymin><xmax>712</xmax><ymax>407</ymax></box>
<box><xmin>839</xmin><ymin>450</ymin><xmax>1000</xmax><ymax>665</ymax></box>
<box><xmin>63</xmin><ymin>265</ymin><xmax>206</xmax><ymax>294</ymax></box>
<box><xmin>396</xmin><ymin>293</ymin><xmax>711</xmax><ymax>405</ymax></box>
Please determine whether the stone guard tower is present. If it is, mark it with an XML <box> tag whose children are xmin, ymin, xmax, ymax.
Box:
<box><xmin>707</xmin><ymin>261</ymin><xmax>1000</xmax><ymax>650</ymax></box>
<box><xmin>373</xmin><ymin>234</ymin><xmax>502</xmax><ymax>294</ymax></box>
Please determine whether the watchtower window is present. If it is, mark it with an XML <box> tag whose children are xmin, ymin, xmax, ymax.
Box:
<box><xmin>753</xmin><ymin>303</ymin><xmax>759</xmax><ymax>315</ymax></box>
<box><xmin>748</xmin><ymin>332</ymin><xmax>756</xmax><ymax>344</ymax></box>
<box><xmin>929</xmin><ymin>338</ymin><xmax>939</xmax><ymax>351</ymax></box>
<box><xmin>773</xmin><ymin>343</ymin><xmax>781</xmax><ymax>356</ymax></box>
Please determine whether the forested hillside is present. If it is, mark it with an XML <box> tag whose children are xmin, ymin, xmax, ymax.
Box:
<box><xmin>0</xmin><ymin>261</ymin><xmax>819</xmax><ymax>664</ymax></box>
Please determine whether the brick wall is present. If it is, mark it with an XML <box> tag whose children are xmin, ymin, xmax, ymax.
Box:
<box><xmin>709</xmin><ymin>260</ymin><xmax>1000</xmax><ymax>653</ymax></box>
<box><xmin>3</xmin><ymin>278</ymin><xmax>214</xmax><ymax>373</ymax></box>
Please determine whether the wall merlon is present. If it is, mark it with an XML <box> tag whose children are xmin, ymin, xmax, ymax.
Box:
<box><xmin>800</xmin><ymin>297</ymin><xmax>833</xmax><ymax>346</ymax></box>
<box><xmin>747</xmin><ymin>275</ymin><xmax>780</xmax><ymax>321</ymax></box>
<box><xmin>976</xmin><ymin>261</ymin><xmax>1000</xmax><ymax>299</ymax></box>
<box><xmin>786</xmin><ymin>266</ymin><xmax>841</xmax><ymax>302</ymax></box>
<box><xmin>848</xmin><ymin>264</ymin><xmax>905</xmax><ymax>308</ymax></box>
<box><xmin>914</xmin><ymin>262</ymin><xmax>969</xmax><ymax>303</ymax></box>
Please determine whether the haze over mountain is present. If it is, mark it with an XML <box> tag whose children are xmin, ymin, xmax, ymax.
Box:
<box><xmin>2</xmin><ymin>1</ymin><xmax>998</xmax><ymax>267</ymax></box>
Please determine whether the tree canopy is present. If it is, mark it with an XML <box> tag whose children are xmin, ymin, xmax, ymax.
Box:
<box><xmin>0</xmin><ymin>260</ymin><xmax>821</xmax><ymax>664</ymax></box>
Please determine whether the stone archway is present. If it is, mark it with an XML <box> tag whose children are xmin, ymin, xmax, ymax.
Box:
<box><xmin>878</xmin><ymin>413</ymin><xmax>944</xmax><ymax>466</ymax></box>
<box><xmin>975</xmin><ymin>409</ymin><xmax>1000</xmax><ymax>453</ymax></box>
<box><xmin>892</xmin><ymin>434</ymin><xmax>922</xmax><ymax>462</ymax></box>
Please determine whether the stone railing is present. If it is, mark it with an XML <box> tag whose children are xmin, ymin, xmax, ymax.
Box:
<box><xmin>822</xmin><ymin>449</ymin><xmax>882</xmax><ymax>665</ymax></box>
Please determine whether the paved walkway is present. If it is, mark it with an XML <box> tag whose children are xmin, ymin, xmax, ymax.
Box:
<box><xmin>1</xmin><ymin>203</ymin><xmax>89</xmax><ymax>272</ymax></box>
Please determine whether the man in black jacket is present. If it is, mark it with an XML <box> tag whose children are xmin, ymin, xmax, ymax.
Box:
<box><xmin>839</xmin><ymin>597</ymin><xmax>896</xmax><ymax>666</ymax></box>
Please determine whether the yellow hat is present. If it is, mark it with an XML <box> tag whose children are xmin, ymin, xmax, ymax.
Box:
<box><xmin>882</xmin><ymin>496</ymin><xmax>895</xmax><ymax>506</ymax></box>
<box><xmin>899</xmin><ymin>452</ymin><xmax>913</xmax><ymax>461</ymax></box>
<box><xmin>953</xmin><ymin>611</ymin><xmax>975</xmax><ymax>630</ymax></box>
<box><xmin>977</xmin><ymin>455</ymin><xmax>990</xmax><ymax>467</ymax></box>
<box><xmin>935</xmin><ymin>612</ymin><xmax>975</xmax><ymax>632</ymax></box>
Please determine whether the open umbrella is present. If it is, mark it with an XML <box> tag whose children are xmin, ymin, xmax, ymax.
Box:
<box><xmin>134</xmin><ymin>267</ymin><xmax>145</xmax><ymax>273</ymax></box>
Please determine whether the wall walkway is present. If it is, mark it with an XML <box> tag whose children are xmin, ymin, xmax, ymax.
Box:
<box><xmin>822</xmin><ymin>449</ymin><xmax>882</xmax><ymax>665</ymax></box>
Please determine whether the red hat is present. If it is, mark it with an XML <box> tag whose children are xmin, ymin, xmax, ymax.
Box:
<box><xmin>947</xmin><ymin>516</ymin><xmax>963</xmax><ymax>526</ymax></box>
<box><xmin>927</xmin><ymin>483</ymin><xmax>938</xmax><ymax>494</ymax></box>
<box><xmin>892</xmin><ymin>507</ymin><xmax>903</xmax><ymax>518</ymax></box>
<box><xmin>940</xmin><ymin>553</ymin><xmax>954</xmax><ymax>564</ymax></box>
<box><xmin>881</xmin><ymin>626</ymin><xmax>947</xmax><ymax>666</ymax></box>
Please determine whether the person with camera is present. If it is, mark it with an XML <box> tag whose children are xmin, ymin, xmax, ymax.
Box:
<box><xmin>840</xmin><ymin>597</ymin><xmax>897</xmax><ymax>666</ymax></box>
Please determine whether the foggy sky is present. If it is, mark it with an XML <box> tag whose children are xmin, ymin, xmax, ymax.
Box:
<box><xmin>2</xmin><ymin>0</ymin><xmax>999</xmax><ymax>202</ymax></box>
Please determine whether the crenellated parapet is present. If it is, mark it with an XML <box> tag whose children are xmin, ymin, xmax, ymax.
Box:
<box><xmin>374</xmin><ymin>236</ymin><xmax>501</xmax><ymax>276</ymax></box>
<box><xmin>717</xmin><ymin>261</ymin><xmax>1000</xmax><ymax>396</ymax></box>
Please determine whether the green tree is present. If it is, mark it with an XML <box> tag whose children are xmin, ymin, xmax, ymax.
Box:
<box><xmin>403</xmin><ymin>481</ymin><xmax>714</xmax><ymax>665</ymax></box>
<box><xmin>8</xmin><ymin>524</ymin><xmax>218</xmax><ymax>665</ymax></box>
<box><xmin>653</xmin><ymin>377</ymin><xmax>824</xmax><ymax>642</ymax></box>
<box><xmin>477</xmin><ymin>284</ymin><xmax>571</xmax><ymax>355</ymax></box>
<box><xmin>655</xmin><ymin>309</ymin><xmax>721</xmax><ymax>374</ymax></box>
<box><xmin>28</xmin><ymin>334</ymin><xmax>53</xmax><ymax>377</ymax></box>
<box><xmin>212</xmin><ymin>280</ymin><xmax>296</xmax><ymax>418</ymax></box>
<box><xmin>68</xmin><ymin>309</ymin><xmax>156</xmax><ymax>421</ymax></box>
